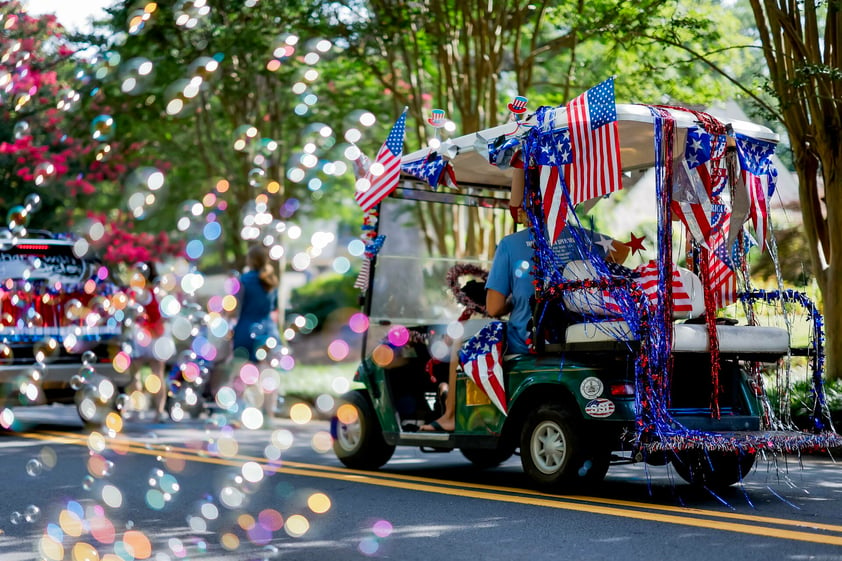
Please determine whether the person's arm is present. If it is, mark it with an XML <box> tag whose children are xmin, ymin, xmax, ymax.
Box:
<box><xmin>486</xmin><ymin>288</ymin><xmax>511</xmax><ymax>318</ymax></box>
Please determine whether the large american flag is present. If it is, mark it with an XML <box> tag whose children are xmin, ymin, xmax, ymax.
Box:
<box><xmin>354</xmin><ymin>109</ymin><xmax>407</xmax><ymax>212</ymax></box>
<box><xmin>564</xmin><ymin>78</ymin><xmax>623</xmax><ymax>203</ymax></box>
<box><xmin>459</xmin><ymin>321</ymin><xmax>508</xmax><ymax>415</ymax></box>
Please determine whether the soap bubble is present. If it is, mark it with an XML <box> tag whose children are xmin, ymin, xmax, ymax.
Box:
<box><xmin>33</xmin><ymin>162</ymin><xmax>56</xmax><ymax>187</ymax></box>
<box><xmin>90</xmin><ymin>115</ymin><xmax>115</xmax><ymax>142</ymax></box>
<box><xmin>233</xmin><ymin>125</ymin><xmax>258</xmax><ymax>151</ymax></box>
<box><xmin>7</xmin><ymin>204</ymin><xmax>28</xmax><ymax>231</ymax></box>
<box><xmin>25</xmin><ymin>458</ymin><xmax>43</xmax><ymax>477</ymax></box>
<box><xmin>23</xmin><ymin>193</ymin><xmax>41</xmax><ymax>212</ymax></box>
<box><xmin>187</xmin><ymin>55</ymin><xmax>219</xmax><ymax>83</ymax></box>
<box><xmin>12</xmin><ymin>120</ymin><xmax>29</xmax><ymax>139</ymax></box>
<box><xmin>119</xmin><ymin>57</ymin><xmax>156</xmax><ymax>95</ymax></box>
<box><xmin>56</xmin><ymin>88</ymin><xmax>81</xmax><ymax>112</ymax></box>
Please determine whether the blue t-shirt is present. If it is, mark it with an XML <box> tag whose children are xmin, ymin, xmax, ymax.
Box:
<box><xmin>486</xmin><ymin>229</ymin><xmax>535</xmax><ymax>354</ymax></box>
<box><xmin>232</xmin><ymin>270</ymin><xmax>278</xmax><ymax>360</ymax></box>
<box><xmin>486</xmin><ymin>226</ymin><xmax>611</xmax><ymax>354</ymax></box>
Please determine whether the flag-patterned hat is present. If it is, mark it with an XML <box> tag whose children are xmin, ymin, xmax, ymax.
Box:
<box><xmin>427</xmin><ymin>108</ymin><xmax>446</xmax><ymax>127</ymax></box>
<box><xmin>507</xmin><ymin>95</ymin><xmax>528</xmax><ymax>114</ymax></box>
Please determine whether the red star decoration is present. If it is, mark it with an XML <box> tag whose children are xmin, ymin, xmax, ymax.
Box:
<box><xmin>624</xmin><ymin>233</ymin><xmax>646</xmax><ymax>255</ymax></box>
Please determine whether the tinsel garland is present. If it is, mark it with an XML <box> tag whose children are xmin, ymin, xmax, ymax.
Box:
<box><xmin>739</xmin><ymin>289</ymin><xmax>829</xmax><ymax>431</ymax></box>
<box><xmin>445</xmin><ymin>264</ymin><xmax>489</xmax><ymax>321</ymax></box>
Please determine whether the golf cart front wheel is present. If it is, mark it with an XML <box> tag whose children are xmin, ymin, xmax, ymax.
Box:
<box><xmin>331</xmin><ymin>390</ymin><xmax>395</xmax><ymax>470</ymax></box>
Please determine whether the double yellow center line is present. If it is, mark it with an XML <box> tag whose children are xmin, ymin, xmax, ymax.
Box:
<box><xmin>19</xmin><ymin>429</ymin><xmax>842</xmax><ymax>547</ymax></box>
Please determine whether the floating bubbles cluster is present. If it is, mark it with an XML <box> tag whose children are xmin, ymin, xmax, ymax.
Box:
<box><xmin>36</xmin><ymin>499</ymin><xmax>155</xmax><ymax>561</ymax></box>
<box><xmin>165</xmin><ymin>54</ymin><xmax>221</xmax><ymax>117</ymax></box>
<box><xmin>127</xmin><ymin>2</ymin><xmax>157</xmax><ymax>36</ymax></box>
<box><xmin>174</xmin><ymin>0</ymin><xmax>212</xmax><ymax>30</ymax></box>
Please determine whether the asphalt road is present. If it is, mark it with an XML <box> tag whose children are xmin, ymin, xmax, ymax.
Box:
<box><xmin>2</xmin><ymin>405</ymin><xmax>842</xmax><ymax>561</ymax></box>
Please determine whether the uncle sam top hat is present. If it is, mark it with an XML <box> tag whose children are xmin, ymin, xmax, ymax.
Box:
<box><xmin>507</xmin><ymin>95</ymin><xmax>528</xmax><ymax>114</ymax></box>
<box><xmin>427</xmin><ymin>108</ymin><xmax>446</xmax><ymax>127</ymax></box>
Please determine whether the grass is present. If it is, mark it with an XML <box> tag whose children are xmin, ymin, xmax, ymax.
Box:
<box><xmin>278</xmin><ymin>361</ymin><xmax>357</xmax><ymax>400</ymax></box>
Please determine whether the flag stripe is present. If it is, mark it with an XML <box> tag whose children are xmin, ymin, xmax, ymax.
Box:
<box><xmin>539</xmin><ymin>165</ymin><xmax>567</xmax><ymax>243</ymax></box>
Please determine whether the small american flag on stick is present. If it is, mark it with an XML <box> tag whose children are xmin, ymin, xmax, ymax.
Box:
<box><xmin>354</xmin><ymin>109</ymin><xmax>407</xmax><ymax>212</ymax></box>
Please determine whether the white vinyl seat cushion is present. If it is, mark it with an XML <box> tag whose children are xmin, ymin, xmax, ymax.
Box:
<box><xmin>564</xmin><ymin>320</ymin><xmax>790</xmax><ymax>354</ymax></box>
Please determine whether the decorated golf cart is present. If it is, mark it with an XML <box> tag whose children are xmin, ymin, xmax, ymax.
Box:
<box><xmin>331</xmin><ymin>80</ymin><xmax>840</xmax><ymax>489</ymax></box>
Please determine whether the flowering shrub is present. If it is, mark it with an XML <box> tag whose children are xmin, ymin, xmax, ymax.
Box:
<box><xmin>87</xmin><ymin>211</ymin><xmax>185</xmax><ymax>267</ymax></box>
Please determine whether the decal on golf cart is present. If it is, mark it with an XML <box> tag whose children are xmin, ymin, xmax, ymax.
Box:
<box><xmin>585</xmin><ymin>398</ymin><xmax>615</xmax><ymax>418</ymax></box>
<box><xmin>579</xmin><ymin>377</ymin><xmax>604</xmax><ymax>399</ymax></box>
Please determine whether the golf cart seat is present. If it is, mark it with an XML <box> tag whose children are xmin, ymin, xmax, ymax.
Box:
<box><xmin>564</xmin><ymin>320</ymin><xmax>790</xmax><ymax>358</ymax></box>
<box><xmin>557</xmin><ymin>260</ymin><xmax>790</xmax><ymax>359</ymax></box>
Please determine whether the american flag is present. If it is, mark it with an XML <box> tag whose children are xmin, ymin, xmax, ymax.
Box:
<box><xmin>673</xmin><ymin>127</ymin><xmax>714</xmax><ymax>244</ymax></box>
<box><xmin>707</xmin><ymin>215</ymin><xmax>742</xmax><ymax>307</ymax></box>
<box><xmin>631</xmin><ymin>260</ymin><xmax>695</xmax><ymax>314</ymax></box>
<box><xmin>601</xmin><ymin>261</ymin><xmax>694</xmax><ymax>316</ymax></box>
<box><xmin>736</xmin><ymin>135</ymin><xmax>777</xmax><ymax>251</ymax></box>
<box><xmin>564</xmin><ymin>78</ymin><xmax>623</xmax><ymax>203</ymax></box>
<box><xmin>354</xmin><ymin>109</ymin><xmax>407</xmax><ymax>212</ymax></box>
<box><xmin>535</xmin><ymin>129</ymin><xmax>573</xmax><ymax>242</ymax></box>
<box><xmin>459</xmin><ymin>321</ymin><xmax>507</xmax><ymax>415</ymax></box>
<box><xmin>671</xmin><ymin>126</ymin><xmax>728</xmax><ymax>247</ymax></box>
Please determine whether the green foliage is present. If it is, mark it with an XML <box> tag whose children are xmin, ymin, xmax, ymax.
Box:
<box><xmin>766</xmin><ymin>377</ymin><xmax>842</xmax><ymax>420</ymax></box>
<box><xmin>288</xmin><ymin>271</ymin><xmax>359</xmax><ymax>332</ymax></box>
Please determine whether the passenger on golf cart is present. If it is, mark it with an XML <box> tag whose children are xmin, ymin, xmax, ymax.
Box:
<box><xmin>420</xmin><ymin>169</ymin><xmax>629</xmax><ymax>432</ymax></box>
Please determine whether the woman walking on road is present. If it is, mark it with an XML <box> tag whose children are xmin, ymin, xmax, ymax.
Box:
<box><xmin>231</xmin><ymin>245</ymin><xmax>281</xmax><ymax>427</ymax></box>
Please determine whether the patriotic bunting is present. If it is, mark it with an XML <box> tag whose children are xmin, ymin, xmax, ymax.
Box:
<box><xmin>534</xmin><ymin>126</ymin><xmax>572</xmax><ymax>243</ymax></box>
<box><xmin>402</xmin><ymin>153</ymin><xmax>457</xmax><ymax>189</ymax></box>
<box><xmin>736</xmin><ymin>134</ymin><xmax>777</xmax><ymax>251</ymax></box>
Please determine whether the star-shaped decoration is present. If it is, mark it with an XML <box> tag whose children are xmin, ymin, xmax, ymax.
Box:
<box><xmin>594</xmin><ymin>234</ymin><xmax>616</xmax><ymax>254</ymax></box>
<box><xmin>624</xmin><ymin>232</ymin><xmax>647</xmax><ymax>255</ymax></box>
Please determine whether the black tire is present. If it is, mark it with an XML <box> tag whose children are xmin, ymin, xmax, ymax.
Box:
<box><xmin>520</xmin><ymin>405</ymin><xmax>609</xmax><ymax>489</ymax></box>
<box><xmin>460</xmin><ymin>444</ymin><xmax>515</xmax><ymax>469</ymax></box>
<box><xmin>672</xmin><ymin>449</ymin><xmax>756</xmax><ymax>488</ymax></box>
<box><xmin>331</xmin><ymin>390</ymin><xmax>395</xmax><ymax>470</ymax></box>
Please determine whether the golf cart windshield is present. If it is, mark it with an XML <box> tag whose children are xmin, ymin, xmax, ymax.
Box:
<box><xmin>365</xmin><ymin>182</ymin><xmax>510</xmax><ymax>342</ymax></box>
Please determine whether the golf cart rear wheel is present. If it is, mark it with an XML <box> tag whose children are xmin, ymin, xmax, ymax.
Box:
<box><xmin>672</xmin><ymin>449</ymin><xmax>756</xmax><ymax>488</ymax></box>
<box><xmin>331</xmin><ymin>390</ymin><xmax>395</xmax><ymax>470</ymax></box>
<box><xmin>520</xmin><ymin>405</ymin><xmax>609</xmax><ymax>489</ymax></box>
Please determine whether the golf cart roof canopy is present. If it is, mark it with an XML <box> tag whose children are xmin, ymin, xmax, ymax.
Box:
<box><xmin>399</xmin><ymin>103</ymin><xmax>779</xmax><ymax>196</ymax></box>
